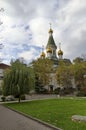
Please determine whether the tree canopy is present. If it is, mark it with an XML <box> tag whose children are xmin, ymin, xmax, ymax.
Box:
<box><xmin>32</xmin><ymin>58</ymin><xmax>53</xmax><ymax>93</ymax></box>
<box><xmin>2</xmin><ymin>59</ymin><xmax>35</xmax><ymax>102</ymax></box>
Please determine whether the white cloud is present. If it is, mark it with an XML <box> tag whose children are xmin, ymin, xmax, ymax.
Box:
<box><xmin>18</xmin><ymin>47</ymin><xmax>39</xmax><ymax>63</ymax></box>
<box><xmin>0</xmin><ymin>0</ymin><xmax>86</xmax><ymax>64</ymax></box>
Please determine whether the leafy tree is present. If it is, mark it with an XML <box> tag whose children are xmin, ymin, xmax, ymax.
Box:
<box><xmin>2</xmin><ymin>59</ymin><xmax>34</xmax><ymax>102</ymax></box>
<box><xmin>72</xmin><ymin>61</ymin><xmax>86</xmax><ymax>92</ymax></box>
<box><xmin>73</xmin><ymin>57</ymin><xmax>83</xmax><ymax>64</ymax></box>
<box><xmin>56</xmin><ymin>61</ymin><xmax>73</xmax><ymax>94</ymax></box>
<box><xmin>32</xmin><ymin>58</ymin><xmax>53</xmax><ymax>93</ymax></box>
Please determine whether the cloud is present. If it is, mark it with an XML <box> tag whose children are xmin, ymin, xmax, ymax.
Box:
<box><xmin>0</xmin><ymin>0</ymin><xmax>86</xmax><ymax>64</ymax></box>
<box><xmin>18</xmin><ymin>47</ymin><xmax>40</xmax><ymax>63</ymax></box>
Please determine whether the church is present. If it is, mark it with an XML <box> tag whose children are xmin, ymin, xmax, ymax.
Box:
<box><xmin>40</xmin><ymin>25</ymin><xmax>63</xmax><ymax>66</ymax></box>
<box><xmin>39</xmin><ymin>25</ymin><xmax>71</xmax><ymax>91</ymax></box>
<box><xmin>40</xmin><ymin>26</ymin><xmax>63</xmax><ymax>91</ymax></box>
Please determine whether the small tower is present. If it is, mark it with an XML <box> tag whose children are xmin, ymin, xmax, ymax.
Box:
<box><xmin>46</xmin><ymin>24</ymin><xmax>57</xmax><ymax>60</ymax></box>
<box><xmin>58</xmin><ymin>43</ymin><xmax>63</xmax><ymax>59</ymax></box>
<box><xmin>40</xmin><ymin>45</ymin><xmax>45</xmax><ymax>59</ymax></box>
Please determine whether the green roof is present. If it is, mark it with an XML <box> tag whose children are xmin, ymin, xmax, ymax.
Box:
<box><xmin>46</xmin><ymin>35</ymin><xmax>57</xmax><ymax>49</ymax></box>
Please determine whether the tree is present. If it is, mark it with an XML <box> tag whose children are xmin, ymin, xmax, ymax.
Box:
<box><xmin>2</xmin><ymin>59</ymin><xmax>34</xmax><ymax>102</ymax></box>
<box><xmin>56</xmin><ymin>60</ymin><xmax>73</xmax><ymax>95</ymax></box>
<box><xmin>73</xmin><ymin>57</ymin><xmax>83</xmax><ymax>64</ymax></box>
<box><xmin>72</xmin><ymin>61</ymin><xmax>86</xmax><ymax>93</ymax></box>
<box><xmin>32</xmin><ymin>58</ymin><xmax>53</xmax><ymax>93</ymax></box>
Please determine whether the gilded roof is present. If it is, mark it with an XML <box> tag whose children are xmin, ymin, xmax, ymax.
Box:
<box><xmin>58</xmin><ymin>49</ymin><xmax>63</xmax><ymax>55</ymax></box>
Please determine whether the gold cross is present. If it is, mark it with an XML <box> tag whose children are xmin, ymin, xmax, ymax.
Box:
<box><xmin>49</xmin><ymin>23</ymin><xmax>52</xmax><ymax>28</ymax></box>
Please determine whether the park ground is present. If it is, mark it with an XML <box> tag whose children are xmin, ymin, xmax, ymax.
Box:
<box><xmin>4</xmin><ymin>96</ymin><xmax>86</xmax><ymax>130</ymax></box>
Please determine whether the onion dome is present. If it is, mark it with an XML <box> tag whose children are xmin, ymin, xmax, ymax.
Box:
<box><xmin>46</xmin><ymin>47</ymin><xmax>52</xmax><ymax>53</ymax></box>
<box><xmin>48</xmin><ymin>23</ymin><xmax>53</xmax><ymax>34</ymax></box>
<box><xmin>58</xmin><ymin>49</ymin><xmax>63</xmax><ymax>56</ymax></box>
<box><xmin>40</xmin><ymin>51</ymin><xmax>45</xmax><ymax>58</ymax></box>
<box><xmin>48</xmin><ymin>28</ymin><xmax>53</xmax><ymax>33</ymax></box>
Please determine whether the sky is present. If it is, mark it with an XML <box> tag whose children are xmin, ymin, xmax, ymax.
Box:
<box><xmin>0</xmin><ymin>0</ymin><xmax>86</xmax><ymax>65</ymax></box>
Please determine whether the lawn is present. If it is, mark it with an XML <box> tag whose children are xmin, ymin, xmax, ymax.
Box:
<box><xmin>5</xmin><ymin>98</ymin><xmax>86</xmax><ymax>130</ymax></box>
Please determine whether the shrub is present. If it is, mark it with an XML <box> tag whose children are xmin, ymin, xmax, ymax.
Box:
<box><xmin>76</xmin><ymin>91</ymin><xmax>86</xmax><ymax>97</ymax></box>
<box><xmin>20</xmin><ymin>95</ymin><xmax>26</xmax><ymax>100</ymax></box>
<box><xmin>1</xmin><ymin>96</ymin><xmax>6</xmax><ymax>102</ymax></box>
<box><xmin>54</xmin><ymin>87</ymin><xmax>60</xmax><ymax>94</ymax></box>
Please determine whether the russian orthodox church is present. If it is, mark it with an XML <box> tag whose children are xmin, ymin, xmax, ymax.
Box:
<box><xmin>40</xmin><ymin>25</ymin><xmax>64</xmax><ymax>66</ymax></box>
<box><xmin>40</xmin><ymin>25</ymin><xmax>64</xmax><ymax>91</ymax></box>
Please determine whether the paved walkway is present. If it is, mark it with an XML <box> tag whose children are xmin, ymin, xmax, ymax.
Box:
<box><xmin>0</xmin><ymin>105</ymin><xmax>56</xmax><ymax>130</ymax></box>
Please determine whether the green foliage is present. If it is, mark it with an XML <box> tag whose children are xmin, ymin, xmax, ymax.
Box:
<box><xmin>2</xmin><ymin>59</ymin><xmax>35</xmax><ymax>102</ymax></box>
<box><xmin>72</xmin><ymin>61</ymin><xmax>86</xmax><ymax>91</ymax></box>
<box><xmin>1</xmin><ymin>96</ymin><xmax>5</xmax><ymax>102</ymax></box>
<box><xmin>73</xmin><ymin>57</ymin><xmax>83</xmax><ymax>64</ymax></box>
<box><xmin>53</xmin><ymin>87</ymin><xmax>60</xmax><ymax>94</ymax></box>
<box><xmin>76</xmin><ymin>91</ymin><xmax>86</xmax><ymax>97</ymax></box>
<box><xmin>32</xmin><ymin>58</ymin><xmax>53</xmax><ymax>92</ymax></box>
<box><xmin>20</xmin><ymin>95</ymin><xmax>26</xmax><ymax>100</ymax></box>
<box><xmin>56</xmin><ymin>61</ymin><xmax>73</xmax><ymax>89</ymax></box>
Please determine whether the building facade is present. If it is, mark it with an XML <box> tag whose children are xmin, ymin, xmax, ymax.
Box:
<box><xmin>40</xmin><ymin>26</ymin><xmax>74</xmax><ymax>92</ymax></box>
<box><xmin>40</xmin><ymin>26</ymin><xmax>64</xmax><ymax>91</ymax></box>
<box><xmin>0</xmin><ymin>63</ymin><xmax>10</xmax><ymax>92</ymax></box>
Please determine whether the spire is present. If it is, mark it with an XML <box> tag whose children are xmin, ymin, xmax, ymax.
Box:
<box><xmin>48</xmin><ymin>23</ymin><xmax>53</xmax><ymax>34</ymax></box>
<box><xmin>46</xmin><ymin>24</ymin><xmax>57</xmax><ymax>49</ymax></box>
<box><xmin>46</xmin><ymin>24</ymin><xmax>57</xmax><ymax>60</ymax></box>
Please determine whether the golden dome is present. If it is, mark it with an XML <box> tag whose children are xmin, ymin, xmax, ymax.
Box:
<box><xmin>58</xmin><ymin>49</ymin><xmax>63</xmax><ymax>55</ymax></box>
<box><xmin>48</xmin><ymin>28</ymin><xmax>53</xmax><ymax>33</ymax></box>
<box><xmin>40</xmin><ymin>51</ymin><xmax>45</xmax><ymax>57</ymax></box>
<box><xmin>46</xmin><ymin>47</ymin><xmax>52</xmax><ymax>53</ymax></box>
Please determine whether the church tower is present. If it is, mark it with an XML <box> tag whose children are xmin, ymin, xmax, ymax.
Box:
<box><xmin>46</xmin><ymin>24</ymin><xmax>58</xmax><ymax>65</ymax></box>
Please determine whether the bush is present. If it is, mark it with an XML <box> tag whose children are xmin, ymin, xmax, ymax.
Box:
<box><xmin>0</xmin><ymin>90</ymin><xmax>2</xmax><ymax>95</ymax></box>
<box><xmin>35</xmin><ymin>86</ymin><xmax>48</xmax><ymax>94</ymax></box>
<box><xmin>20</xmin><ymin>95</ymin><xmax>26</xmax><ymax>100</ymax></box>
<box><xmin>1</xmin><ymin>96</ymin><xmax>6</xmax><ymax>102</ymax></box>
<box><xmin>60</xmin><ymin>87</ymin><xmax>75</xmax><ymax>95</ymax></box>
<box><xmin>54</xmin><ymin>87</ymin><xmax>60</xmax><ymax>94</ymax></box>
<box><xmin>39</xmin><ymin>88</ymin><xmax>48</xmax><ymax>94</ymax></box>
<box><xmin>76</xmin><ymin>91</ymin><xmax>86</xmax><ymax>97</ymax></box>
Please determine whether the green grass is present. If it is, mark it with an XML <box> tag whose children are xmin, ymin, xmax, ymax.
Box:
<box><xmin>5</xmin><ymin>98</ymin><xmax>86</xmax><ymax>130</ymax></box>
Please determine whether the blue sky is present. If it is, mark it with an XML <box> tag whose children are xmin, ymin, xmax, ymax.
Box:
<box><xmin>0</xmin><ymin>0</ymin><xmax>86</xmax><ymax>64</ymax></box>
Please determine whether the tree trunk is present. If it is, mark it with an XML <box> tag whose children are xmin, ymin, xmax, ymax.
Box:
<box><xmin>18</xmin><ymin>94</ymin><xmax>21</xmax><ymax>103</ymax></box>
